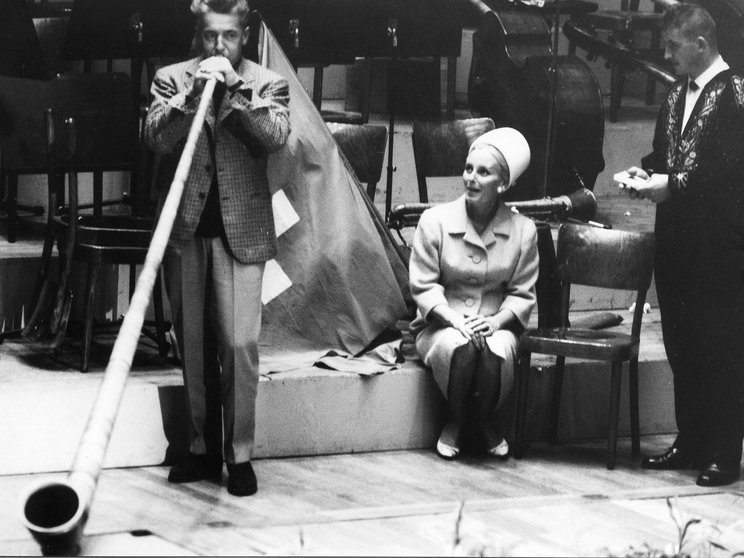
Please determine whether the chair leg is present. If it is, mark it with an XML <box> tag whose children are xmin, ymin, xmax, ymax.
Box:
<box><xmin>629</xmin><ymin>357</ymin><xmax>640</xmax><ymax>456</ymax></box>
<box><xmin>366</xmin><ymin>180</ymin><xmax>377</xmax><ymax>202</ymax></box>
<box><xmin>129</xmin><ymin>264</ymin><xmax>137</xmax><ymax>299</ymax></box>
<box><xmin>607</xmin><ymin>360</ymin><xmax>623</xmax><ymax>470</ymax></box>
<box><xmin>514</xmin><ymin>351</ymin><xmax>531</xmax><ymax>459</ymax></box>
<box><xmin>548</xmin><ymin>355</ymin><xmax>565</xmax><ymax>442</ymax></box>
<box><xmin>81</xmin><ymin>261</ymin><xmax>100</xmax><ymax>372</ymax></box>
<box><xmin>645</xmin><ymin>77</ymin><xmax>657</xmax><ymax>106</ymax></box>
<box><xmin>50</xmin><ymin>245</ymin><xmax>74</xmax><ymax>351</ymax></box>
<box><xmin>360</xmin><ymin>58</ymin><xmax>372</xmax><ymax>124</ymax></box>
<box><xmin>23</xmin><ymin>224</ymin><xmax>59</xmax><ymax>336</ymax></box>
<box><xmin>153</xmin><ymin>270</ymin><xmax>169</xmax><ymax>357</ymax></box>
<box><xmin>6</xmin><ymin>174</ymin><xmax>18</xmax><ymax>243</ymax></box>
<box><xmin>312</xmin><ymin>65</ymin><xmax>324</xmax><ymax>111</ymax></box>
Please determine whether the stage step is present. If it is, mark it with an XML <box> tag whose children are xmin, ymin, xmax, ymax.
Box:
<box><xmin>1</xmin><ymin>311</ymin><xmax>674</xmax><ymax>477</ymax></box>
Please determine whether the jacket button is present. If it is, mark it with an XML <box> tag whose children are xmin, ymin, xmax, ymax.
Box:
<box><xmin>472</xmin><ymin>255</ymin><xmax>482</xmax><ymax>264</ymax></box>
<box><xmin>198</xmin><ymin>192</ymin><xmax>206</xmax><ymax>200</ymax></box>
<box><xmin>465</xmin><ymin>298</ymin><xmax>474</xmax><ymax>307</ymax></box>
<box><xmin>468</xmin><ymin>277</ymin><xmax>478</xmax><ymax>284</ymax></box>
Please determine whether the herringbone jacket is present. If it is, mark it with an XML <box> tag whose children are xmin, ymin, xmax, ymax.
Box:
<box><xmin>145</xmin><ymin>56</ymin><xmax>291</xmax><ymax>264</ymax></box>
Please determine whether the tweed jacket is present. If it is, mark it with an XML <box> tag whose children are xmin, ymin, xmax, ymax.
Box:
<box><xmin>409</xmin><ymin>196</ymin><xmax>539</xmax><ymax>337</ymax></box>
<box><xmin>145</xmin><ymin>56</ymin><xmax>291</xmax><ymax>264</ymax></box>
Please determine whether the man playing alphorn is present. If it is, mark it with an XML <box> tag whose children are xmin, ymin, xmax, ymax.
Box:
<box><xmin>145</xmin><ymin>0</ymin><xmax>290</xmax><ymax>496</ymax></box>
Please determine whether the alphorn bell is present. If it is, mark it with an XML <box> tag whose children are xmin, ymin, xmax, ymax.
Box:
<box><xmin>18</xmin><ymin>78</ymin><xmax>218</xmax><ymax>557</ymax></box>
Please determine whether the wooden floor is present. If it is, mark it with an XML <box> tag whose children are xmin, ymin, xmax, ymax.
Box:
<box><xmin>2</xmin><ymin>434</ymin><xmax>744</xmax><ymax>556</ymax></box>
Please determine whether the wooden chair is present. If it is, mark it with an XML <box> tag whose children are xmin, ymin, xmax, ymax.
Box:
<box><xmin>327</xmin><ymin>122</ymin><xmax>387</xmax><ymax>202</ymax></box>
<box><xmin>514</xmin><ymin>223</ymin><xmax>655</xmax><ymax>469</ymax></box>
<box><xmin>51</xmin><ymin>119</ymin><xmax>169</xmax><ymax>371</ymax></box>
<box><xmin>411</xmin><ymin>117</ymin><xmax>495</xmax><ymax>204</ymax></box>
<box><xmin>15</xmin><ymin>73</ymin><xmax>169</xmax><ymax>371</ymax></box>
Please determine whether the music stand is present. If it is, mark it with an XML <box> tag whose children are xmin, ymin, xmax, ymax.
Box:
<box><xmin>60</xmin><ymin>0</ymin><xmax>194</xmax><ymax>103</ymax></box>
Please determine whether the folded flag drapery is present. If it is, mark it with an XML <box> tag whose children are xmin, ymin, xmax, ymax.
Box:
<box><xmin>257</xmin><ymin>24</ymin><xmax>409</xmax><ymax>373</ymax></box>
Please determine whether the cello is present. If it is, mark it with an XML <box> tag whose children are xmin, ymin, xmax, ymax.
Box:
<box><xmin>467</xmin><ymin>0</ymin><xmax>606</xmax><ymax>201</ymax></box>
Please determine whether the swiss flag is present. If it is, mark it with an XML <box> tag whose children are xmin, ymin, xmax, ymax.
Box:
<box><xmin>257</xmin><ymin>24</ymin><xmax>409</xmax><ymax>371</ymax></box>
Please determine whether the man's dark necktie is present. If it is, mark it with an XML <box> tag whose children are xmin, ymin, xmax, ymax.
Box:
<box><xmin>689</xmin><ymin>80</ymin><xmax>699</xmax><ymax>92</ymax></box>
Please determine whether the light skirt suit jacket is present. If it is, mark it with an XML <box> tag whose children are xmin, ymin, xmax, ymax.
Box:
<box><xmin>409</xmin><ymin>196</ymin><xmax>539</xmax><ymax>398</ymax></box>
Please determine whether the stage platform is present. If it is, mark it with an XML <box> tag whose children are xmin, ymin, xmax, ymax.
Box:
<box><xmin>0</xmin><ymin>303</ymin><xmax>674</xmax><ymax>478</ymax></box>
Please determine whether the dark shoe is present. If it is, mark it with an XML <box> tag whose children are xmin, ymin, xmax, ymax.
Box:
<box><xmin>641</xmin><ymin>447</ymin><xmax>696</xmax><ymax>470</ymax></box>
<box><xmin>696</xmin><ymin>462</ymin><xmax>741</xmax><ymax>487</ymax></box>
<box><xmin>168</xmin><ymin>453</ymin><xmax>222</xmax><ymax>484</ymax></box>
<box><xmin>227</xmin><ymin>462</ymin><xmax>258</xmax><ymax>496</ymax></box>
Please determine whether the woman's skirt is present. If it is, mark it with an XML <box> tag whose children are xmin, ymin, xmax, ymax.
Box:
<box><xmin>415</xmin><ymin>325</ymin><xmax>518</xmax><ymax>404</ymax></box>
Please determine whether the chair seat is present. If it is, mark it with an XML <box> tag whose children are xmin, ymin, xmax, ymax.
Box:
<box><xmin>74</xmin><ymin>243</ymin><xmax>149</xmax><ymax>265</ymax></box>
<box><xmin>521</xmin><ymin>327</ymin><xmax>639</xmax><ymax>361</ymax></box>
<box><xmin>54</xmin><ymin>215</ymin><xmax>153</xmax><ymax>247</ymax></box>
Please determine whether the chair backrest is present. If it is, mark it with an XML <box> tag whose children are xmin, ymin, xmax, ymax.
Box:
<box><xmin>411</xmin><ymin>117</ymin><xmax>495</xmax><ymax>202</ymax></box>
<box><xmin>555</xmin><ymin>223</ymin><xmax>655</xmax><ymax>334</ymax></box>
<box><xmin>327</xmin><ymin>122</ymin><xmax>387</xmax><ymax>200</ymax></box>
<box><xmin>556</xmin><ymin>224</ymin><xmax>655</xmax><ymax>290</ymax></box>
<box><xmin>0</xmin><ymin>76</ymin><xmax>57</xmax><ymax>173</ymax></box>
<box><xmin>0</xmin><ymin>72</ymin><xmax>138</xmax><ymax>174</ymax></box>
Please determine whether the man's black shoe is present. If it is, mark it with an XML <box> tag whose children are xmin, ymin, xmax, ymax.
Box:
<box><xmin>227</xmin><ymin>462</ymin><xmax>258</xmax><ymax>496</ymax></box>
<box><xmin>168</xmin><ymin>453</ymin><xmax>223</xmax><ymax>484</ymax></box>
<box><xmin>641</xmin><ymin>447</ymin><xmax>697</xmax><ymax>470</ymax></box>
<box><xmin>696</xmin><ymin>462</ymin><xmax>741</xmax><ymax>487</ymax></box>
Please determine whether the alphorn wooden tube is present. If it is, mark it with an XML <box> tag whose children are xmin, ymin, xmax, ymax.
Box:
<box><xmin>18</xmin><ymin>78</ymin><xmax>218</xmax><ymax>557</ymax></box>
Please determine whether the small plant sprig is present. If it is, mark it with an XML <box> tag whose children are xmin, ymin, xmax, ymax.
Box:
<box><xmin>611</xmin><ymin>495</ymin><xmax>744</xmax><ymax>558</ymax></box>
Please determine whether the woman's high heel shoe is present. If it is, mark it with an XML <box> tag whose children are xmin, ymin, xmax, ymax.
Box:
<box><xmin>486</xmin><ymin>438</ymin><xmax>509</xmax><ymax>459</ymax></box>
<box><xmin>436</xmin><ymin>438</ymin><xmax>460</xmax><ymax>460</ymax></box>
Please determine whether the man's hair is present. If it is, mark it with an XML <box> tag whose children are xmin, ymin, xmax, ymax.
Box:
<box><xmin>191</xmin><ymin>0</ymin><xmax>251</xmax><ymax>29</ymax></box>
<box><xmin>662</xmin><ymin>2</ymin><xmax>718</xmax><ymax>50</ymax></box>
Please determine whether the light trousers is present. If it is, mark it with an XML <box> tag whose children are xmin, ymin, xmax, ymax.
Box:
<box><xmin>164</xmin><ymin>237</ymin><xmax>265</xmax><ymax>464</ymax></box>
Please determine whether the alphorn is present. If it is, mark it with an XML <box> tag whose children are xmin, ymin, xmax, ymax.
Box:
<box><xmin>387</xmin><ymin>187</ymin><xmax>600</xmax><ymax>230</ymax></box>
<box><xmin>17</xmin><ymin>78</ymin><xmax>218</xmax><ymax>557</ymax></box>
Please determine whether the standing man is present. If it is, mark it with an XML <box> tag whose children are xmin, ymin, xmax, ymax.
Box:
<box><xmin>145</xmin><ymin>0</ymin><xmax>290</xmax><ymax>496</ymax></box>
<box><xmin>618</xmin><ymin>2</ymin><xmax>744</xmax><ymax>486</ymax></box>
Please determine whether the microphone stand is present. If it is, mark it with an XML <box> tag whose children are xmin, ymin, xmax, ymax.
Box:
<box><xmin>384</xmin><ymin>18</ymin><xmax>399</xmax><ymax>219</ymax></box>
<box><xmin>542</xmin><ymin>0</ymin><xmax>561</xmax><ymax>194</ymax></box>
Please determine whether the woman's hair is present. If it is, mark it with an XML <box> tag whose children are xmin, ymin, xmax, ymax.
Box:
<box><xmin>662</xmin><ymin>3</ymin><xmax>717</xmax><ymax>50</ymax></box>
<box><xmin>191</xmin><ymin>0</ymin><xmax>252</xmax><ymax>30</ymax></box>
<box><xmin>470</xmin><ymin>144</ymin><xmax>510</xmax><ymax>186</ymax></box>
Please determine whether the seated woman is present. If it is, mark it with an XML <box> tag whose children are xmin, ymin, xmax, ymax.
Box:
<box><xmin>409</xmin><ymin>127</ymin><xmax>539</xmax><ymax>460</ymax></box>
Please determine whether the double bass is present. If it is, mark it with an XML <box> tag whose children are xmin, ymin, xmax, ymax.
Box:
<box><xmin>467</xmin><ymin>0</ymin><xmax>605</xmax><ymax>202</ymax></box>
